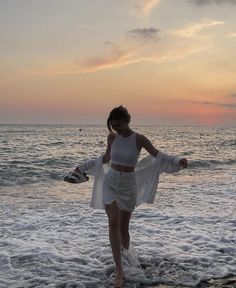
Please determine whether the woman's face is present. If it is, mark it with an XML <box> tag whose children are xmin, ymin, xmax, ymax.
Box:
<box><xmin>110</xmin><ymin>119</ymin><xmax>128</xmax><ymax>134</ymax></box>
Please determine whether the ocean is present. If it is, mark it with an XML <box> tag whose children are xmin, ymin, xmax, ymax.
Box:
<box><xmin>0</xmin><ymin>124</ymin><xmax>235</xmax><ymax>288</ymax></box>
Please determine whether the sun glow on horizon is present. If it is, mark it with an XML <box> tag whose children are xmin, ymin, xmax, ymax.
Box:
<box><xmin>0</xmin><ymin>0</ymin><xmax>235</xmax><ymax>125</ymax></box>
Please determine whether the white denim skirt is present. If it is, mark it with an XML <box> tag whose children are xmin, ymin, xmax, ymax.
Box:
<box><xmin>103</xmin><ymin>167</ymin><xmax>137</xmax><ymax>212</ymax></box>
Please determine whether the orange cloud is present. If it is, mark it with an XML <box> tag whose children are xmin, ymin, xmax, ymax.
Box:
<box><xmin>138</xmin><ymin>0</ymin><xmax>161</xmax><ymax>14</ymax></box>
<box><xmin>31</xmin><ymin>51</ymin><xmax>136</xmax><ymax>75</ymax></box>
<box><xmin>30</xmin><ymin>16</ymin><xmax>226</xmax><ymax>77</ymax></box>
<box><xmin>125</xmin><ymin>0</ymin><xmax>161</xmax><ymax>17</ymax></box>
<box><xmin>31</xmin><ymin>32</ymin><xmax>211</xmax><ymax>76</ymax></box>
<box><xmin>172</xmin><ymin>19</ymin><xmax>225</xmax><ymax>38</ymax></box>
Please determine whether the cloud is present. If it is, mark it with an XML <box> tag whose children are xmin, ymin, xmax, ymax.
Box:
<box><xmin>172</xmin><ymin>19</ymin><xmax>225</xmax><ymax>38</ymax></box>
<box><xmin>191</xmin><ymin>0</ymin><xmax>236</xmax><ymax>5</ymax></box>
<box><xmin>33</xmin><ymin>19</ymin><xmax>216</xmax><ymax>76</ymax></box>
<box><xmin>134</xmin><ymin>0</ymin><xmax>162</xmax><ymax>14</ymax></box>
<box><xmin>122</xmin><ymin>0</ymin><xmax>161</xmax><ymax>17</ymax></box>
<box><xmin>76</xmin><ymin>35</ymin><xmax>210</xmax><ymax>73</ymax></box>
<box><xmin>229</xmin><ymin>93</ymin><xmax>236</xmax><ymax>98</ymax></box>
<box><xmin>32</xmin><ymin>27</ymin><xmax>162</xmax><ymax>75</ymax></box>
<box><xmin>33</xmin><ymin>44</ymin><xmax>135</xmax><ymax>75</ymax></box>
<box><xmin>188</xmin><ymin>100</ymin><xmax>236</xmax><ymax>108</ymax></box>
<box><xmin>82</xmin><ymin>46</ymin><xmax>133</xmax><ymax>72</ymax></box>
<box><xmin>33</xmin><ymin>40</ymin><xmax>210</xmax><ymax>75</ymax></box>
<box><xmin>226</xmin><ymin>32</ymin><xmax>236</xmax><ymax>38</ymax></box>
<box><xmin>126</xmin><ymin>27</ymin><xmax>161</xmax><ymax>42</ymax></box>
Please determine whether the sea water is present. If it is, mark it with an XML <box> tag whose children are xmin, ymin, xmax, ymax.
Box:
<box><xmin>0</xmin><ymin>124</ymin><xmax>235</xmax><ymax>288</ymax></box>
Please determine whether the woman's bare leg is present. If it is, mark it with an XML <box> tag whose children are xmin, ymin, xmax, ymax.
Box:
<box><xmin>119</xmin><ymin>209</ymin><xmax>132</xmax><ymax>250</ymax></box>
<box><xmin>105</xmin><ymin>201</ymin><xmax>124</xmax><ymax>286</ymax></box>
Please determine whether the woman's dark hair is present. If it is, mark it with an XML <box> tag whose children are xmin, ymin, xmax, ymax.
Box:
<box><xmin>107</xmin><ymin>105</ymin><xmax>131</xmax><ymax>132</ymax></box>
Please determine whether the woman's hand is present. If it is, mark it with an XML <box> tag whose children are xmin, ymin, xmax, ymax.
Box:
<box><xmin>179</xmin><ymin>158</ymin><xmax>187</xmax><ymax>168</ymax></box>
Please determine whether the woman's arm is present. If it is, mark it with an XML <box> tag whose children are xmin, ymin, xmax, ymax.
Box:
<box><xmin>102</xmin><ymin>133</ymin><xmax>114</xmax><ymax>164</ymax></box>
<box><xmin>74</xmin><ymin>158</ymin><xmax>98</xmax><ymax>173</ymax></box>
<box><xmin>139</xmin><ymin>134</ymin><xmax>187</xmax><ymax>168</ymax></box>
<box><xmin>73</xmin><ymin>134</ymin><xmax>114</xmax><ymax>173</ymax></box>
<box><xmin>74</xmin><ymin>134</ymin><xmax>114</xmax><ymax>173</ymax></box>
<box><xmin>139</xmin><ymin>134</ymin><xmax>159</xmax><ymax>158</ymax></box>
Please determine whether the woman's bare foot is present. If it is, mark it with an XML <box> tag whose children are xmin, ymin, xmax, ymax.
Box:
<box><xmin>113</xmin><ymin>270</ymin><xmax>124</xmax><ymax>287</ymax></box>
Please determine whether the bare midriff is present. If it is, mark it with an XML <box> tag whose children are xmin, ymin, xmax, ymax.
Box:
<box><xmin>111</xmin><ymin>163</ymin><xmax>135</xmax><ymax>172</ymax></box>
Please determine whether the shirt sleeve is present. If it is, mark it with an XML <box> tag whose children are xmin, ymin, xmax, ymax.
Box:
<box><xmin>159</xmin><ymin>151</ymin><xmax>182</xmax><ymax>174</ymax></box>
<box><xmin>76</xmin><ymin>158</ymin><xmax>97</xmax><ymax>174</ymax></box>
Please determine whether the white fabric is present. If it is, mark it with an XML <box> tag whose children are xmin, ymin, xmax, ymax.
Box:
<box><xmin>103</xmin><ymin>167</ymin><xmax>137</xmax><ymax>212</ymax></box>
<box><xmin>76</xmin><ymin>151</ymin><xmax>182</xmax><ymax>209</ymax></box>
<box><xmin>110</xmin><ymin>132</ymin><xmax>140</xmax><ymax>167</ymax></box>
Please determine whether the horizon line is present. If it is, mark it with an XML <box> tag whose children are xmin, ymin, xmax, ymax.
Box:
<box><xmin>0</xmin><ymin>123</ymin><xmax>235</xmax><ymax>128</ymax></box>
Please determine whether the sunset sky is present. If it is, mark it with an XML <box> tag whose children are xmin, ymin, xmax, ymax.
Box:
<box><xmin>0</xmin><ymin>0</ymin><xmax>236</xmax><ymax>125</ymax></box>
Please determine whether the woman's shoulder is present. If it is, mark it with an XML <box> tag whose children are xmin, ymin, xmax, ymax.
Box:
<box><xmin>135</xmin><ymin>133</ymin><xmax>152</xmax><ymax>146</ymax></box>
<box><xmin>134</xmin><ymin>133</ymin><xmax>146</xmax><ymax>150</ymax></box>
<box><xmin>135</xmin><ymin>132</ymin><xmax>146</xmax><ymax>142</ymax></box>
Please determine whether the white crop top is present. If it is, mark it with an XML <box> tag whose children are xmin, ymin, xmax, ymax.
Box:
<box><xmin>110</xmin><ymin>132</ymin><xmax>140</xmax><ymax>167</ymax></box>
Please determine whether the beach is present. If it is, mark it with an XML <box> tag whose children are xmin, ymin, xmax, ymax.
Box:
<box><xmin>0</xmin><ymin>125</ymin><xmax>235</xmax><ymax>287</ymax></box>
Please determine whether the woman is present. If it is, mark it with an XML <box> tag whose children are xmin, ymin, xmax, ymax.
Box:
<box><xmin>76</xmin><ymin>106</ymin><xmax>187</xmax><ymax>287</ymax></box>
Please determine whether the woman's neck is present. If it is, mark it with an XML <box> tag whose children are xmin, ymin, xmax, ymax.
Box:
<box><xmin>118</xmin><ymin>128</ymin><xmax>133</xmax><ymax>137</ymax></box>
